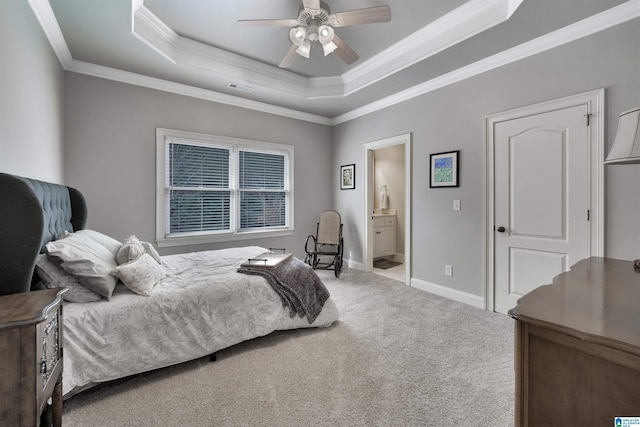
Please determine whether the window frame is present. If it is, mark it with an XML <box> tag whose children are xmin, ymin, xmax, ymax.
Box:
<box><xmin>156</xmin><ymin>128</ymin><xmax>294</xmax><ymax>247</ymax></box>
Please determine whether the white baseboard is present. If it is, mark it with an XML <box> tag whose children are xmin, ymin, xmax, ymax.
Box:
<box><xmin>410</xmin><ymin>278</ymin><xmax>485</xmax><ymax>309</ymax></box>
<box><xmin>345</xmin><ymin>259</ymin><xmax>485</xmax><ymax>310</ymax></box>
<box><xmin>345</xmin><ymin>258</ymin><xmax>364</xmax><ymax>271</ymax></box>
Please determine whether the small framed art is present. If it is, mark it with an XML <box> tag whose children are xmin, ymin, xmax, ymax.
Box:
<box><xmin>340</xmin><ymin>164</ymin><xmax>355</xmax><ymax>190</ymax></box>
<box><xmin>430</xmin><ymin>150</ymin><xmax>459</xmax><ymax>188</ymax></box>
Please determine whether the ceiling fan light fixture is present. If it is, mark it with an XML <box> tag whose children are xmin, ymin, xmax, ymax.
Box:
<box><xmin>318</xmin><ymin>25</ymin><xmax>333</xmax><ymax>41</ymax></box>
<box><xmin>240</xmin><ymin>0</ymin><xmax>391</xmax><ymax>67</ymax></box>
<box><xmin>296</xmin><ymin>40</ymin><xmax>311</xmax><ymax>58</ymax></box>
<box><xmin>289</xmin><ymin>27</ymin><xmax>307</xmax><ymax>46</ymax></box>
<box><xmin>322</xmin><ymin>41</ymin><xmax>337</xmax><ymax>56</ymax></box>
<box><xmin>318</xmin><ymin>25</ymin><xmax>336</xmax><ymax>56</ymax></box>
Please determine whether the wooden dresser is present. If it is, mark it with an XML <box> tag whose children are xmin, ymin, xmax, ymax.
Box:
<box><xmin>0</xmin><ymin>288</ymin><xmax>67</xmax><ymax>427</ymax></box>
<box><xmin>509</xmin><ymin>257</ymin><xmax>640</xmax><ymax>426</ymax></box>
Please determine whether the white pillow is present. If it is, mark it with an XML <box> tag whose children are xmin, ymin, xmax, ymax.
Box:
<box><xmin>35</xmin><ymin>255</ymin><xmax>102</xmax><ymax>303</ymax></box>
<box><xmin>45</xmin><ymin>233</ymin><xmax>118</xmax><ymax>300</ymax></box>
<box><xmin>116</xmin><ymin>235</ymin><xmax>145</xmax><ymax>265</ymax></box>
<box><xmin>76</xmin><ymin>229</ymin><xmax>122</xmax><ymax>254</ymax></box>
<box><xmin>114</xmin><ymin>253</ymin><xmax>165</xmax><ymax>296</ymax></box>
<box><xmin>116</xmin><ymin>235</ymin><xmax>162</xmax><ymax>265</ymax></box>
<box><xmin>141</xmin><ymin>241</ymin><xmax>162</xmax><ymax>264</ymax></box>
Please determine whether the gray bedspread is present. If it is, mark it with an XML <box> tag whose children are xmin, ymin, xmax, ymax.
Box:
<box><xmin>238</xmin><ymin>256</ymin><xmax>330</xmax><ymax>324</ymax></box>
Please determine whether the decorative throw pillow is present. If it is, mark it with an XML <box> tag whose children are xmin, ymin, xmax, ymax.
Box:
<box><xmin>45</xmin><ymin>232</ymin><xmax>119</xmax><ymax>300</ymax></box>
<box><xmin>114</xmin><ymin>253</ymin><xmax>165</xmax><ymax>296</ymax></box>
<box><xmin>116</xmin><ymin>235</ymin><xmax>145</xmax><ymax>265</ymax></box>
<box><xmin>35</xmin><ymin>254</ymin><xmax>102</xmax><ymax>303</ymax></box>
<box><xmin>141</xmin><ymin>241</ymin><xmax>163</xmax><ymax>265</ymax></box>
<box><xmin>116</xmin><ymin>235</ymin><xmax>162</xmax><ymax>265</ymax></box>
<box><xmin>76</xmin><ymin>229</ymin><xmax>122</xmax><ymax>255</ymax></box>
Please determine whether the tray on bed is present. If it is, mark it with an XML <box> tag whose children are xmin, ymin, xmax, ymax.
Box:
<box><xmin>241</xmin><ymin>249</ymin><xmax>291</xmax><ymax>269</ymax></box>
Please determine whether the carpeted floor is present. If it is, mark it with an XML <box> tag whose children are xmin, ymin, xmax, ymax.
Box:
<box><xmin>62</xmin><ymin>268</ymin><xmax>514</xmax><ymax>426</ymax></box>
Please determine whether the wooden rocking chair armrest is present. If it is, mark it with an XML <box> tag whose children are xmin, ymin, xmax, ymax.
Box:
<box><xmin>304</xmin><ymin>235</ymin><xmax>316</xmax><ymax>254</ymax></box>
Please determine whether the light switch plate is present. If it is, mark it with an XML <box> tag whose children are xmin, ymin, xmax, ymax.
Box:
<box><xmin>453</xmin><ymin>200</ymin><xmax>461</xmax><ymax>211</ymax></box>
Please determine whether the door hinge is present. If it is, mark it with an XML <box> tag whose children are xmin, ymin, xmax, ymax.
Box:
<box><xmin>587</xmin><ymin>210</ymin><xmax>590</xmax><ymax>221</ymax></box>
<box><xmin>585</xmin><ymin>113</ymin><xmax>592</xmax><ymax>126</ymax></box>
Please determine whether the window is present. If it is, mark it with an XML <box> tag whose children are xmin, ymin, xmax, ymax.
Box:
<box><xmin>156</xmin><ymin>129</ymin><xmax>293</xmax><ymax>247</ymax></box>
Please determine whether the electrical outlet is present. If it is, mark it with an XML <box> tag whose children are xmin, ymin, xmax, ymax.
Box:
<box><xmin>445</xmin><ymin>265</ymin><xmax>453</xmax><ymax>276</ymax></box>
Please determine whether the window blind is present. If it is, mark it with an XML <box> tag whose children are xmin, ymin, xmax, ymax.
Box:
<box><xmin>239</xmin><ymin>150</ymin><xmax>288</xmax><ymax>229</ymax></box>
<box><xmin>158</xmin><ymin>129</ymin><xmax>293</xmax><ymax>242</ymax></box>
<box><xmin>167</xmin><ymin>141</ymin><xmax>231</xmax><ymax>234</ymax></box>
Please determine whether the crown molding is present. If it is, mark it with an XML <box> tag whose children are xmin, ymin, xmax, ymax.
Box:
<box><xmin>132</xmin><ymin>3</ymin><xmax>338</xmax><ymax>99</ymax></box>
<box><xmin>332</xmin><ymin>0</ymin><xmax>640</xmax><ymax>125</ymax></box>
<box><xmin>26</xmin><ymin>0</ymin><xmax>331</xmax><ymax>124</ymax></box>
<box><xmin>27</xmin><ymin>0</ymin><xmax>639</xmax><ymax>126</ymax></box>
<box><xmin>27</xmin><ymin>0</ymin><xmax>73</xmax><ymax>67</ymax></box>
<box><xmin>341</xmin><ymin>0</ymin><xmax>523</xmax><ymax>95</ymax></box>
<box><xmin>130</xmin><ymin>0</ymin><xmax>524</xmax><ymax>100</ymax></box>
<box><xmin>66</xmin><ymin>59</ymin><xmax>333</xmax><ymax>125</ymax></box>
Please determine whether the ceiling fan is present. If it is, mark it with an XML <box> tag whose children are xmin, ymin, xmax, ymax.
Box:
<box><xmin>238</xmin><ymin>0</ymin><xmax>391</xmax><ymax>68</ymax></box>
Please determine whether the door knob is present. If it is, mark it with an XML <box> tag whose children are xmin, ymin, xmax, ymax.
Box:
<box><xmin>496</xmin><ymin>226</ymin><xmax>506</xmax><ymax>233</ymax></box>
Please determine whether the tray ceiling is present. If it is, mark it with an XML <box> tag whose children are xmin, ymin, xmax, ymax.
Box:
<box><xmin>31</xmin><ymin>0</ymin><xmax>637</xmax><ymax>123</ymax></box>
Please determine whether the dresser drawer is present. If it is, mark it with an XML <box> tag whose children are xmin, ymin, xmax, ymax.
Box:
<box><xmin>384</xmin><ymin>217</ymin><xmax>396</xmax><ymax>226</ymax></box>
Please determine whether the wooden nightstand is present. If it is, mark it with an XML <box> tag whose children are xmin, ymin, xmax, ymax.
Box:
<box><xmin>0</xmin><ymin>288</ymin><xmax>67</xmax><ymax>427</ymax></box>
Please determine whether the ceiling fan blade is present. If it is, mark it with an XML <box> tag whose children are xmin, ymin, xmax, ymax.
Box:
<box><xmin>279</xmin><ymin>44</ymin><xmax>298</xmax><ymax>68</ymax></box>
<box><xmin>332</xmin><ymin>34</ymin><xmax>359</xmax><ymax>64</ymax></box>
<box><xmin>331</xmin><ymin>5</ymin><xmax>391</xmax><ymax>27</ymax></box>
<box><xmin>238</xmin><ymin>19</ymin><xmax>298</xmax><ymax>27</ymax></box>
<box><xmin>302</xmin><ymin>0</ymin><xmax>320</xmax><ymax>12</ymax></box>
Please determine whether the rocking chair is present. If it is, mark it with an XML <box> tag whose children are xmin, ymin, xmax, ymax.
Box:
<box><xmin>304</xmin><ymin>210</ymin><xmax>344</xmax><ymax>277</ymax></box>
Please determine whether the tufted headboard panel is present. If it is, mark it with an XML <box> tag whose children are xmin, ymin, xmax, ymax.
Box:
<box><xmin>0</xmin><ymin>173</ymin><xmax>87</xmax><ymax>295</ymax></box>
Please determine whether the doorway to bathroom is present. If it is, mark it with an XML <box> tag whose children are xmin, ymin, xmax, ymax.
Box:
<box><xmin>363</xmin><ymin>134</ymin><xmax>411</xmax><ymax>285</ymax></box>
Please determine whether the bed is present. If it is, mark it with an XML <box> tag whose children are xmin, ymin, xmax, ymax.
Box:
<box><xmin>0</xmin><ymin>173</ymin><xmax>339</xmax><ymax>398</ymax></box>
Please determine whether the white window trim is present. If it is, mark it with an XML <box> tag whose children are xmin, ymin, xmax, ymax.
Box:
<box><xmin>155</xmin><ymin>128</ymin><xmax>294</xmax><ymax>248</ymax></box>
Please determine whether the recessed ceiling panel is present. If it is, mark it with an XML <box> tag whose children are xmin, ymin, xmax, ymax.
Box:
<box><xmin>144</xmin><ymin>0</ymin><xmax>466</xmax><ymax>77</ymax></box>
<box><xmin>46</xmin><ymin>0</ymin><xmax>632</xmax><ymax>119</ymax></box>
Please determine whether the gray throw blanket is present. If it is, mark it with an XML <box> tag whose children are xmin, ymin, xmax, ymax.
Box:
<box><xmin>238</xmin><ymin>257</ymin><xmax>330</xmax><ymax>324</ymax></box>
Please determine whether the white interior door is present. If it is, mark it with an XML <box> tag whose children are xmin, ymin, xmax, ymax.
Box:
<box><xmin>493</xmin><ymin>104</ymin><xmax>590</xmax><ymax>314</ymax></box>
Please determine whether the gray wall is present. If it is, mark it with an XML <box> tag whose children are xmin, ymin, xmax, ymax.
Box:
<box><xmin>333</xmin><ymin>19</ymin><xmax>640</xmax><ymax>298</ymax></box>
<box><xmin>0</xmin><ymin>0</ymin><xmax>65</xmax><ymax>182</ymax></box>
<box><xmin>4</xmin><ymin>0</ymin><xmax>640</xmax><ymax>303</ymax></box>
<box><xmin>64</xmin><ymin>73</ymin><xmax>333</xmax><ymax>259</ymax></box>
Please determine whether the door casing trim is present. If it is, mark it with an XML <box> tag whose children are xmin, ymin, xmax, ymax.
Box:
<box><xmin>363</xmin><ymin>133</ymin><xmax>412</xmax><ymax>286</ymax></box>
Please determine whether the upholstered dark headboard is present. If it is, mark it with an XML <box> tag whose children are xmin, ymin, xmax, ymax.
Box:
<box><xmin>0</xmin><ymin>173</ymin><xmax>87</xmax><ymax>295</ymax></box>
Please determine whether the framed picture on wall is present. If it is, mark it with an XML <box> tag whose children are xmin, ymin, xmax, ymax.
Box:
<box><xmin>430</xmin><ymin>150</ymin><xmax>459</xmax><ymax>188</ymax></box>
<box><xmin>340</xmin><ymin>164</ymin><xmax>355</xmax><ymax>190</ymax></box>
